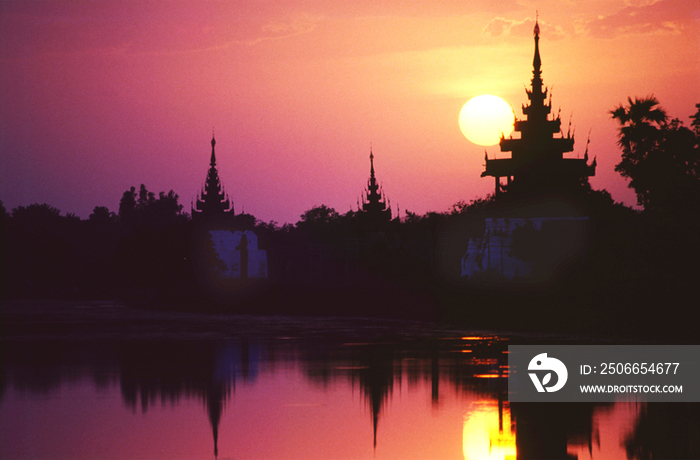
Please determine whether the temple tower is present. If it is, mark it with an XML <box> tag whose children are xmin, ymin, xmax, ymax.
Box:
<box><xmin>192</xmin><ymin>136</ymin><xmax>233</xmax><ymax>219</ymax></box>
<box><xmin>481</xmin><ymin>19</ymin><xmax>596</xmax><ymax>196</ymax></box>
<box><xmin>358</xmin><ymin>147</ymin><xmax>392</xmax><ymax>228</ymax></box>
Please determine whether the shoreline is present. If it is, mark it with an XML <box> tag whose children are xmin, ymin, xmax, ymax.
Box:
<box><xmin>1</xmin><ymin>298</ymin><xmax>681</xmax><ymax>344</ymax></box>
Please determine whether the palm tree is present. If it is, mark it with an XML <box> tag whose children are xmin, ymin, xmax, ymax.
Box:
<box><xmin>690</xmin><ymin>102</ymin><xmax>700</xmax><ymax>136</ymax></box>
<box><xmin>610</xmin><ymin>96</ymin><xmax>668</xmax><ymax>208</ymax></box>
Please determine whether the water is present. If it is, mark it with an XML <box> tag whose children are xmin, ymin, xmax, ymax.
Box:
<box><xmin>1</xmin><ymin>301</ymin><xmax>696</xmax><ymax>459</ymax></box>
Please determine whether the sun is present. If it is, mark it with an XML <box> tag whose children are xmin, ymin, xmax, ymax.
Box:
<box><xmin>459</xmin><ymin>95</ymin><xmax>514</xmax><ymax>146</ymax></box>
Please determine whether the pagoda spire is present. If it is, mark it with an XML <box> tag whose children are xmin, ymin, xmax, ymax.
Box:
<box><xmin>532</xmin><ymin>18</ymin><xmax>542</xmax><ymax>88</ymax></box>
<box><xmin>362</xmin><ymin>147</ymin><xmax>385</xmax><ymax>210</ymax></box>
<box><xmin>358</xmin><ymin>146</ymin><xmax>392</xmax><ymax>227</ymax></box>
<box><xmin>525</xmin><ymin>16</ymin><xmax>548</xmax><ymax>122</ymax></box>
<box><xmin>368</xmin><ymin>146</ymin><xmax>378</xmax><ymax>198</ymax></box>
<box><xmin>480</xmin><ymin>15</ymin><xmax>596</xmax><ymax>195</ymax></box>
<box><xmin>192</xmin><ymin>135</ymin><xmax>233</xmax><ymax>219</ymax></box>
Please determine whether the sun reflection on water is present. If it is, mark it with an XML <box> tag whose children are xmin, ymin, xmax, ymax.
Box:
<box><xmin>462</xmin><ymin>400</ymin><xmax>516</xmax><ymax>460</ymax></box>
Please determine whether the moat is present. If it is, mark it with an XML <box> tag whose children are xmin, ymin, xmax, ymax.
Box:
<box><xmin>2</xmin><ymin>301</ymin><xmax>697</xmax><ymax>459</ymax></box>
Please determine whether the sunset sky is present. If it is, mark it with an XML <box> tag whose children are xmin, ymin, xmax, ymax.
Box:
<box><xmin>1</xmin><ymin>0</ymin><xmax>698</xmax><ymax>224</ymax></box>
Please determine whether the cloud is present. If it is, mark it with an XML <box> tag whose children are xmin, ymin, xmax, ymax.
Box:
<box><xmin>133</xmin><ymin>14</ymin><xmax>324</xmax><ymax>53</ymax></box>
<box><xmin>623</xmin><ymin>0</ymin><xmax>664</xmax><ymax>7</ymax></box>
<box><xmin>483</xmin><ymin>17</ymin><xmax>515</xmax><ymax>37</ymax></box>
<box><xmin>484</xmin><ymin>17</ymin><xmax>567</xmax><ymax>40</ymax></box>
<box><xmin>585</xmin><ymin>0</ymin><xmax>695</xmax><ymax>38</ymax></box>
<box><xmin>244</xmin><ymin>14</ymin><xmax>322</xmax><ymax>45</ymax></box>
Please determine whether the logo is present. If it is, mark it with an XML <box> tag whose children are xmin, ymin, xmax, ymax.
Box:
<box><xmin>528</xmin><ymin>353</ymin><xmax>568</xmax><ymax>392</ymax></box>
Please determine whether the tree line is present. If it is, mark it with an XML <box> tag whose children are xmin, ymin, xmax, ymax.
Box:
<box><xmin>1</xmin><ymin>98</ymin><xmax>699</xmax><ymax>332</ymax></box>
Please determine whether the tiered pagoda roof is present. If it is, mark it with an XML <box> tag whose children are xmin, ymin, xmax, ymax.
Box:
<box><xmin>192</xmin><ymin>136</ymin><xmax>233</xmax><ymax>219</ymax></box>
<box><xmin>482</xmin><ymin>19</ymin><xmax>596</xmax><ymax>195</ymax></box>
<box><xmin>359</xmin><ymin>147</ymin><xmax>392</xmax><ymax>225</ymax></box>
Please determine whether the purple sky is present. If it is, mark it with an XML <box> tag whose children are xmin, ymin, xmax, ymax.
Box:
<box><xmin>2</xmin><ymin>0</ymin><xmax>698</xmax><ymax>223</ymax></box>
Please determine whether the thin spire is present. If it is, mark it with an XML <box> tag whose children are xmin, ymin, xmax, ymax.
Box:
<box><xmin>533</xmin><ymin>17</ymin><xmax>542</xmax><ymax>79</ymax></box>
<box><xmin>193</xmin><ymin>135</ymin><xmax>233</xmax><ymax>218</ymax></box>
<box><xmin>358</xmin><ymin>145</ymin><xmax>391</xmax><ymax>222</ymax></box>
<box><xmin>526</xmin><ymin>13</ymin><xmax>546</xmax><ymax>118</ymax></box>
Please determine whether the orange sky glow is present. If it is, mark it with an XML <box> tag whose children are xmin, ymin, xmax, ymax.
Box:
<box><xmin>1</xmin><ymin>0</ymin><xmax>699</xmax><ymax>223</ymax></box>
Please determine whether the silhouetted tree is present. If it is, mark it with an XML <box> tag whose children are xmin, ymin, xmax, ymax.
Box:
<box><xmin>119</xmin><ymin>184</ymin><xmax>186</xmax><ymax>228</ymax></box>
<box><xmin>256</xmin><ymin>219</ymin><xmax>280</xmax><ymax>233</ymax></box>
<box><xmin>80</xmin><ymin>206</ymin><xmax>121</xmax><ymax>296</ymax></box>
<box><xmin>137</xmin><ymin>184</ymin><xmax>155</xmax><ymax>210</ymax></box>
<box><xmin>231</xmin><ymin>212</ymin><xmax>257</xmax><ymax>228</ymax></box>
<box><xmin>449</xmin><ymin>195</ymin><xmax>497</xmax><ymax>216</ymax></box>
<box><xmin>147</xmin><ymin>190</ymin><xmax>185</xmax><ymax>226</ymax></box>
<box><xmin>5</xmin><ymin>204</ymin><xmax>81</xmax><ymax>297</ymax></box>
<box><xmin>606</xmin><ymin>98</ymin><xmax>700</xmax><ymax>332</ymax></box>
<box><xmin>89</xmin><ymin>206</ymin><xmax>117</xmax><ymax>225</ymax></box>
<box><xmin>691</xmin><ymin>102</ymin><xmax>700</xmax><ymax>136</ymax></box>
<box><xmin>611</xmin><ymin>96</ymin><xmax>700</xmax><ymax>211</ymax></box>
<box><xmin>611</xmin><ymin>96</ymin><xmax>667</xmax><ymax>208</ymax></box>
<box><xmin>297</xmin><ymin>204</ymin><xmax>340</xmax><ymax>227</ymax></box>
<box><xmin>113</xmin><ymin>185</ymin><xmax>191</xmax><ymax>301</ymax></box>
<box><xmin>119</xmin><ymin>186</ymin><xmax>137</xmax><ymax>224</ymax></box>
<box><xmin>295</xmin><ymin>204</ymin><xmax>344</xmax><ymax>245</ymax></box>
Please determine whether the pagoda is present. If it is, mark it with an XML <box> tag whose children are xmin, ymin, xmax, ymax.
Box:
<box><xmin>482</xmin><ymin>19</ymin><xmax>596</xmax><ymax>196</ymax></box>
<box><xmin>358</xmin><ymin>147</ymin><xmax>392</xmax><ymax>226</ymax></box>
<box><xmin>192</xmin><ymin>136</ymin><xmax>233</xmax><ymax>219</ymax></box>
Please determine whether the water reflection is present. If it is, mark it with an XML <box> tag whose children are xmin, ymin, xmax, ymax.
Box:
<box><xmin>1</xmin><ymin>331</ymin><xmax>698</xmax><ymax>459</ymax></box>
<box><xmin>463</xmin><ymin>400</ymin><xmax>516</xmax><ymax>460</ymax></box>
<box><xmin>569</xmin><ymin>403</ymin><xmax>640</xmax><ymax>460</ymax></box>
<box><xmin>118</xmin><ymin>340</ymin><xmax>259</xmax><ymax>456</ymax></box>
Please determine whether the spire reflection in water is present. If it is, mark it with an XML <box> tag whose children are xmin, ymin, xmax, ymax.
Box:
<box><xmin>3</xmin><ymin>315</ymin><xmax>695</xmax><ymax>459</ymax></box>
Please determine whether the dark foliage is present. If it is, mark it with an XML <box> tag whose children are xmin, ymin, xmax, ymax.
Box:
<box><xmin>3</xmin><ymin>99</ymin><xmax>699</xmax><ymax>339</ymax></box>
<box><xmin>611</xmin><ymin>96</ymin><xmax>700</xmax><ymax>212</ymax></box>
